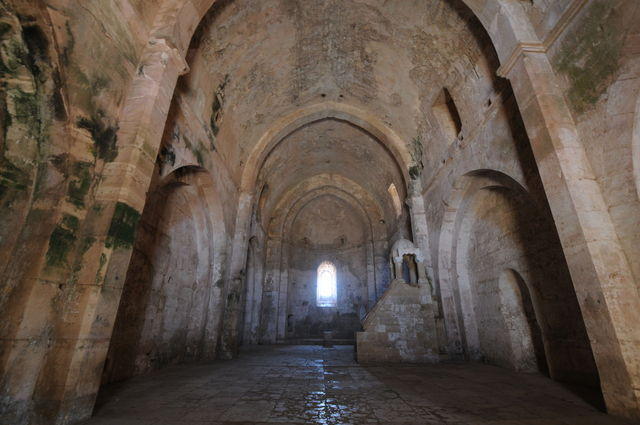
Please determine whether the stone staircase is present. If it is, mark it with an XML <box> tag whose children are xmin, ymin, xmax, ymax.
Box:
<box><xmin>356</xmin><ymin>279</ymin><xmax>441</xmax><ymax>363</ymax></box>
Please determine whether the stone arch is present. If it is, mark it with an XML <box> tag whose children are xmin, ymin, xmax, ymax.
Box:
<box><xmin>283</xmin><ymin>193</ymin><xmax>368</xmax><ymax>336</ymax></box>
<box><xmin>240</xmin><ymin>104</ymin><xmax>412</xmax><ymax>195</ymax></box>
<box><xmin>103</xmin><ymin>165</ymin><xmax>228</xmax><ymax>383</ymax></box>
<box><xmin>263</xmin><ymin>176</ymin><xmax>391</xmax><ymax>321</ymax></box>
<box><xmin>260</xmin><ymin>186</ymin><xmax>377</xmax><ymax>343</ymax></box>
<box><xmin>101</xmin><ymin>0</ymin><xmax>541</xmax><ymax>369</ymax></box>
<box><xmin>145</xmin><ymin>0</ymin><xmax>520</xmax><ymax>63</ymax></box>
<box><xmin>633</xmin><ymin>92</ymin><xmax>640</xmax><ymax>200</ymax></box>
<box><xmin>283</xmin><ymin>191</ymin><xmax>372</xmax><ymax>241</ymax></box>
<box><xmin>389</xmin><ymin>239</ymin><xmax>429</xmax><ymax>289</ymax></box>
<box><xmin>167</xmin><ymin>167</ymin><xmax>230</xmax><ymax>359</ymax></box>
<box><xmin>24</xmin><ymin>1</ymin><xmax>635</xmax><ymax>421</ymax></box>
<box><xmin>283</xmin><ymin>191</ymin><xmax>373</xmax><ymax>321</ymax></box>
<box><xmin>240</xmin><ymin>235</ymin><xmax>260</xmax><ymax>346</ymax></box>
<box><xmin>438</xmin><ymin>169</ymin><xmax>597</xmax><ymax>385</ymax></box>
<box><xmin>437</xmin><ymin>170</ymin><xmax>523</xmax><ymax>359</ymax></box>
<box><xmin>438</xmin><ymin>170</ymin><xmax>531</xmax><ymax>359</ymax></box>
<box><xmin>265</xmin><ymin>174</ymin><xmax>387</xmax><ymax>237</ymax></box>
<box><xmin>498</xmin><ymin>268</ymin><xmax>542</xmax><ymax>373</ymax></box>
<box><xmin>438</xmin><ymin>2</ymin><xmax>640</xmax><ymax>416</ymax></box>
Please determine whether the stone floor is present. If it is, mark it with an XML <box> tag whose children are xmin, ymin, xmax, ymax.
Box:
<box><xmin>86</xmin><ymin>345</ymin><xmax>629</xmax><ymax>425</ymax></box>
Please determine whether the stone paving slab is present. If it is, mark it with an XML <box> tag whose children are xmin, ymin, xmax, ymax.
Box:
<box><xmin>84</xmin><ymin>345</ymin><xmax>631</xmax><ymax>425</ymax></box>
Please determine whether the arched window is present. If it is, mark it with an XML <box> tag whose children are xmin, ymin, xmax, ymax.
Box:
<box><xmin>432</xmin><ymin>87</ymin><xmax>463</xmax><ymax>142</ymax></box>
<box><xmin>388</xmin><ymin>183</ymin><xmax>402</xmax><ymax>217</ymax></box>
<box><xmin>316</xmin><ymin>261</ymin><xmax>337</xmax><ymax>307</ymax></box>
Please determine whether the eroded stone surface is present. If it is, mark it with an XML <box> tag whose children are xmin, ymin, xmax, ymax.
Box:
<box><xmin>1</xmin><ymin>0</ymin><xmax>640</xmax><ymax>423</ymax></box>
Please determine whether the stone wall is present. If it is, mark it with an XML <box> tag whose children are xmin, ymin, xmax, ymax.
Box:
<box><xmin>103</xmin><ymin>167</ymin><xmax>229</xmax><ymax>384</ymax></box>
<box><xmin>460</xmin><ymin>185</ymin><xmax>593</xmax><ymax>380</ymax></box>
<box><xmin>284</xmin><ymin>196</ymin><xmax>368</xmax><ymax>342</ymax></box>
<box><xmin>0</xmin><ymin>1</ymin><xmax>158</xmax><ymax>423</ymax></box>
<box><xmin>1</xmin><ymin>0</ymin><xmax>640</xmax><ymax>422</ymax></box>
<box><xmin>549</xmin><ymin>0</ymin><xmax>640</xmax><ymax>291</ymax></box>
<box><xmin>357</xmin><ymin>280</ymin><xmax>440</xmax><ymax>363</ymax></box>
<box><xmin>425</xmin><ymin>92</ymin><xmax>600</xmax><ymax>388</ymax></box>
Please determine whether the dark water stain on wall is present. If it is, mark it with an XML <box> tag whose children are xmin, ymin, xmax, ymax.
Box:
<box><xmin>555</xmin><ymin>2</ymin><xmax>624</xmax><ymax>114</ymax></box>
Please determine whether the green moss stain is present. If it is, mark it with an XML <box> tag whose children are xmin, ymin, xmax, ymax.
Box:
<box><xmin>61</xmin><ymin>21</ymin><xmax>74</xmax><ymax>66</ymax></box>
<box><xmin>12</xmin><ymin>88</ymin><xmax>38</xmax><ymax>123</ymax></box>
<box><xmin>193</xmin><ymin>145</ymin><xmax>205</xmax><ymax>166</ymax></box>
<box><xmin>409</xmin><ymin>165</ymin><xmax>422</xmax><ymax>180</ymax></box>
<box><xmin>49</xmin><ymin>153</ymin><xmax>69</xmax><ymax>175</ymax></box>
<box><xmin>0</xmin><ymin>91</ymin><xmax>9</xmax><ymax>142</ymax></box>
<box><xmin>210</xmin><ymin>75</ymin><xmax>229</xmax><ymax>136</ymax></box>
<box><xmin>0</xmin><ymin>22</ymin><xmax>11</xmax><ymax>38</ymax></box>
<box><xmin>0</xmin><ymin>4</ymin><xmax>54</xmax><ymax>208</ymax></box>
<box><xmin>46</xmin><ymin>214</ymin><xmax>79</xmax><ymax>267</ymax></box>
<box><xmin>159</xmin><ymin>145</ymin><xmax>176</xmax><ymax>166</ymax></box>
<box><xmin>51</xmin><ymin>71</ymin><xmax>67</xmax><ymax>121</ymax></box>
<box><xmin>19</xmin><ymin>22</ymin><xmax>48</xmax><ymax>79</ymax></box>
<box><xmin>95</xmin><ymin>252</ymin><xmax>107</xmax><ymax>284</ymax></box>
<box><xmin>80</xmin><ymin>235</ymin><xmax>96</xmax><ymax>255</ymax></box>
<box><xmin>7</xmin><ymin>87</ymin><xmax>43</xmax><ymax>154</ymax></box>
<box><xmin>0</xmin><ymin>19</ymin><xmax>34</xmax><ymax>200</ymax></box>
<box><xmin>106</xmin><ymin>202</ymin><xmax>141</xmax><ymax>250</ymax></box>
<box><xmin>67</xmin><ymin>161</ymin><xmax>92</xmax><ymax>208</ymax></box>
<box><xmin>0</xmin><ymin>55</ymin><xmax>9</xmax><ymax>77</ymax></box>
<box><xmin>210</xmin><ymin>95</ymin><xmax>222</xmax><ymax>136</ymax></box>
<box><xmin>227</xmin><ymin>288</ymin><xmax>241</xmax><ymax>305</ymax></box>
<box><xmin>555</xmin><ymin>2</ymin><xmax>624</xmax><ymax>114</ymax></box>
<box><xmin>0</xmin><ymin>17</ymin><xmax>49</xmax><ymax>83</ymax></box>
<box><xmin>0</xmin><ymin>157</ymin><xmax>27</xmax><ymax>188</ymax></box>
<box><xmin>183</xmin><ymin>134</ymin><xmax>206</xmax><ymax>166</ymax></box>
<box><xmin>77</xmin><ymin>114</ymin><xmax>118</xmax><ymax>162</ymax></box>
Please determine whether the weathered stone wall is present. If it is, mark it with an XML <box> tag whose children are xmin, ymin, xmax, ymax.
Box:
<box><xmin>149</xmin><ymin>1</ymin><xmax>603</xmax><ymax>394</ymax></box>
<box><xmin>241</xmin><ymin>116</ymin><xmax>407</xmax><ymax>345</ymax></box>
<box><xmin>423</xmin><ymin>89</ymin><xmax>600</xmax><ymax>388</ymax></box>
<box><xmin>357</xmin><ymin>280</ymin><xmax>440</xmax><ymax>363</ymax></box>
<box><xmin>459</xmin><ymin>185</ymin><xmax>595</xmax><ymax>382</ymax></box>
<box><xmin>401</xmin><ymin>1</ymin><xmax>601</xmax><ymax>387</ymax></box>
<box><xmin>2</xmin><ymin>0</ymin><xmax>640</xmax><ymax>422</ymax></box>
<box><xmin>549</xmin><ymin>0</ymin><xmax>640</xmax><ymax>291</ymax></box>
<box><xmin>0</xmin><ymin>1</ymin><xmax>157</xmax><ymax>423</ymax></box>
<box><xmin>103</xmin><ymin>166</ymin><xmax>229</xmax><ymax>384</ymax></box>
<box><xmin>284</xmin><ymin>196</ymin><xmax>368</xmax><ymax>341</ymax></box>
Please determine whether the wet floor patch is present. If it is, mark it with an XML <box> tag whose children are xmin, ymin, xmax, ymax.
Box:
<box><xmin>86</xmin><ymin>345</ymin><xmax>629</xmax><ymax>425</ymax></box>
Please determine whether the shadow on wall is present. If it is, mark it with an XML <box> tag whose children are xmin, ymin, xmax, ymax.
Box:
<box><xmin>439</xmin><ymin>170</ymin><xmax>601</xmax><ymax>391</ymax></box>
<box><xmin>497</xmin><ymin>268</ymin><xmax>545</xmax><ymax>374</ymax></box>
<box><xmin>102</xmin><ymin>166</ymin><xmax>228</xmax><ymax>385</ymax></box>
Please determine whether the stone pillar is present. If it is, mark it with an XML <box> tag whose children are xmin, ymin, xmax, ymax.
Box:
<box><xmin>0</xmin><ymin>39</ymin><xmax>189</xmax><ymax>425</ymax></box>
<box><xmin>373</xmin><ymin>240</ymin><xmax>389</xmax><ymax>299</ymax></box>
<box><xmin>249</xmin><ymin>239</ymin><xmax>266</xmax><ymax>345</ymax></box>
<box><xmin>219</xmin><ymin>192</ymin><xmax>254</xmax><ymax>358</ymax></box>
<box><xmin>392</xmin><ymin>257</ymin><xmax>403</xmax><ymax>281</ymax></box>
<box><xmin>407</xmin><ymin>181</ymin><xmax>434</xmax><ymax>279</ymax></box>
<box><xmin>500</xmin><ymin>49</ymin><xmax>640</xmax><ymax>418</ymax></box>
<box><xmin>258</xmin><ymin>236</ymin><xmax>282</xmax><ymax>344</ymax></box>
<box><xmin>276</xmin><ymin>240</ymin><xmax>289</xmax><ymax>342</ymax></box>
<box><xmin>463</xmin><ymin>0</ymin><xmax>640</xmax><ymax>415</ymax></box>
<box><xmin>415</xmin><ymin>257</ymin><xmax>426</xmax><ymax>281</ymax></box>
<box><xmin>415</xmin><ymin>257</ymin><xmax>433</xmax><ymax>297</ymax></box>
<box><xmin>365</xmin><ymin>240</ymin><xmax>377</xmax><ymax>309</ymax></box>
